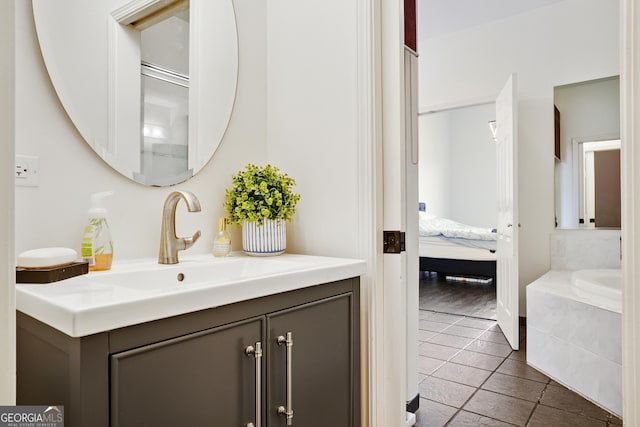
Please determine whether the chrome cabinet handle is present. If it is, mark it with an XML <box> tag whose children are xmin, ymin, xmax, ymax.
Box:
<box><xmin>245</xmin><ymin>342</ymin><xmax>262</xmax><ymax>427</ymax></box>
<box><xmin>277</xmin><ymin>332</ymin><xmax>294</xmax><ymax>425</ymax></box>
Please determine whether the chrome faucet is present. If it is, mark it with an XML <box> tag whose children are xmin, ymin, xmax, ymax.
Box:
<box><xmin>158</xmin><ymin>191</ymin><xmax>202</xmax><ymax>264</ymax></box>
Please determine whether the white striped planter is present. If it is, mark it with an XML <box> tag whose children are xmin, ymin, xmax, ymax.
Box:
<box><xmin>242</xmin><ymin>219</ymin><xmax>286</xmax><ymax>256</ymax></box>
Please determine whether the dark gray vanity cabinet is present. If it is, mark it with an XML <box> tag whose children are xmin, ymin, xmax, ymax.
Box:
<box><xmin>111</xmin><ymin>318</ymin><xmax>263</xmax><ymax>427</ymax></box>
<box><xmin>267</xmin><ymin>295</ymin><xmax>354</xmax><ymax>427</ymax></box>
<box><xmin>17</xmin><ymin>277</ymin><xmax>360</xmax><ymax>427</ymax></box>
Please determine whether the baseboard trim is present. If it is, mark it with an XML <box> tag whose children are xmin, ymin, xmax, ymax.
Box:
<box><xmin>406</xmin><ymin>392</ymin><xmax>420</xmax><ymax>413</ymax></box>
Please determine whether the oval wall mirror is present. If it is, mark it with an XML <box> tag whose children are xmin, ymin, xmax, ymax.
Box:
<box><xmin>32</xmin><ymin>0</ymin><xmax>238</xmax><ymax>186</ymax></box>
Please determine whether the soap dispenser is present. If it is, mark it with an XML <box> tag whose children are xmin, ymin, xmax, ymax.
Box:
<box><xmin>212</xmin><ymin>217</ymin><xmax>231</xmax><ymax>257</ymax></box>
<box><xmin>81</xmin><ymin>191</ymin><xmax>114</xmax><ymax>271</ymax></box>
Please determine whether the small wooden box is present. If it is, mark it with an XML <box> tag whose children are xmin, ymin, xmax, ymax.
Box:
<box><xmin>16</xmin><ymin>262</ymin><xmax>89</xmax><ymax>284</ymax></box>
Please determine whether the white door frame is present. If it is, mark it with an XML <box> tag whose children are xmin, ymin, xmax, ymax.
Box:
<box><xmin>355</xmin><ymin>0</ymin><xmax>407</xmax><ymax>425</ymax></box>
<box><xmin>379</xmin><ymin>0</ymin><xmax>407</xmax><ymax>424</ymax></box>
<box><xmin>354</xmin><ymin>0</ymin><xmax>380</xmax><ymax>423</ymax></box>
<box><xmin>0</xmin><ymin>0</ymin><xmax>16</xmax><ymax>405</ymax></box>
<box><xmin>621</xmin><ymin>0</ymin><xmax>640</xmax><ymax>424</ymax></box>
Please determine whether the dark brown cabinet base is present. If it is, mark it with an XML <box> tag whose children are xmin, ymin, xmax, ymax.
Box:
<box><xmin>18</xmin><ymin>278</ymin><xmax>360</xmax><ymax>427</ymax></box>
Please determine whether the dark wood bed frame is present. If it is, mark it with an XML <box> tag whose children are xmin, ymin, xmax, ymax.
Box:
<box><xmin>419</xmin><ymin>256</ymin><xmax>496</xmax><ymax>280</ymax></box>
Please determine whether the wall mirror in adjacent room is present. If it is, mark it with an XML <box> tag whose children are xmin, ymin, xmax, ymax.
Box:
<box><xmin>554</xmin><ymin>76</ymin><xmax>621</xmax><ymax>229</ymax></box>
<box><xmin>32</xmin><ymin>0</ymin><xmax>238</xmax><ymax>186</ymax></box>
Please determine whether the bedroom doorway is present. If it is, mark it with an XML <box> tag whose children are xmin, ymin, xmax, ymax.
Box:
<box><xmin>418</xmin><ymin>101</ymin><xmax>498</xmax><ymax>320</ymax></box>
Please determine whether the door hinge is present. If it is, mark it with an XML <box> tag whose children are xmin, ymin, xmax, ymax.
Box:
<box><xmin>383</xmin><ymin>231</ymin><xmax>405</xmax><ymax>254</ymax></box>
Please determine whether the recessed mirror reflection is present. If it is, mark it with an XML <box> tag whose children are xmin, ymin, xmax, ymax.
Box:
<box><xmin>580</xmin><ymin>139</ymin><xmax>621</xmax><ymax>228</ymax></box>
<box><xmin>554</xmin><ymin>76</ymin><xmax>620</xmax><ymax>229</ymax></box>
<box><xmin>138</xmin><ymin>8</ymin><xmax>191</xmax><ymax>185</ymax></box>
<box><xmin>140</xmin><ymin>70</ymin><xmax>190</xmax><ymax>185</ymax></box>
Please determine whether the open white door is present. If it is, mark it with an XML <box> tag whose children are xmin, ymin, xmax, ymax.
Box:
<box><xmin>496</xmin><ymin>73</ymin><xmax>519</xmax><ymax>350</ymax></box>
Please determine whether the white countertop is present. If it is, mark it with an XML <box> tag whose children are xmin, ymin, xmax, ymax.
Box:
<box><xmin>16</xmin><ymin>253</ymin><xmax>366</xmax><ymax>337</ymax></box>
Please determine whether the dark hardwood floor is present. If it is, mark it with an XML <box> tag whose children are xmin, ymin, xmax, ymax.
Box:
<box><xmin>419</xmin><ymin>272</ymin><xmax>496</xmax><ymax>320</ymax></box>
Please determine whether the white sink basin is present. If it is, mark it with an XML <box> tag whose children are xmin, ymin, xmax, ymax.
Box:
<box><xmin>90</xmin><ymin>256</ymin><xmax>318</xmax><ymax>291</ymax></box>
<box><xmin>16</xmin><ymin>253</ymin><xmax>366</xmax><ymax>337</ymax></box>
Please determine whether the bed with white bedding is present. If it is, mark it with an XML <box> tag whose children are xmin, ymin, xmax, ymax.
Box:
<box><xmin>419</xmin><ymin>213</ymin><xmax>497</xmax><ymax>279</ymax></box>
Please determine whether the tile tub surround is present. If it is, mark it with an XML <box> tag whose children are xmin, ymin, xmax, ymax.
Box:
<box><xmin>527</xmin><ymin>271</ymin><xmax>622</xmax><ymax>417</ymax></box>
<box><xmin>414</xmin><ymin>310</ymin><xmax>622</xmax><ymax>427</ymax></box>
<box><xmin>550</xmin><ymin>229</ymin><xmax>621</xmax><ymax>270</ymax></box>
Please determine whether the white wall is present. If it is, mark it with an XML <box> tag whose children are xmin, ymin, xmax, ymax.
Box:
<box><xmin>419</xmin><ymin>103</ymin><xmax>497</xmax><ymax>228</ymax></box>
<box><xmin>554</xmin><ymin>76</ymin><xmax>620</xmax><ymax>228</ymax></box>
<box><xmin>418</xmin><ymin>0</ymin><xmax>619</xmax><ymax>313</ymax></box>
<box><xmin>419</xmin><ymin>112</ymin><xmax>451</xmax><ymax>218</ymax></box>
<box><xmin>0</xmin><ymin>0</ymin><xmax>16</xmax><ymax>405</ymax></box>
<box><xmin>15</xmin><ymin>0</ymin><xmax>268</xmax><ymax>260</ymax></box>
<box><xmin>265</xmin><ymin>1</ymin><xmax>375</xmax><ymax>422</ymax></box>
<box><xmin>265</xmin><ymin>0</ymin><xmax>360</xmax><ymax>257</ymax></box>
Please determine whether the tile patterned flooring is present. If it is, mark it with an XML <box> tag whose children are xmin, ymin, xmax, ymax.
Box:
<box><xmin>414</xmin><ymin>310</ymin><xmax>623</xmax><ymax>427</ymax></box>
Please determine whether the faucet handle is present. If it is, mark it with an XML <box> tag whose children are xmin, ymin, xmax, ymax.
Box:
<box><xmin>183</xmin><ymin>230</ymin><xmax>202</xmax><ymax>250</ymax></box>
<box><xmin>158</xmin><ymin>191</ymin><xmax>202</xmax><ymax>264</ymax></box>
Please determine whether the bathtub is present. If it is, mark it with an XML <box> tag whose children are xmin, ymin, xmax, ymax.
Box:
<box><xmin>527</xmin><ymin>269</ymin><xmax>622</xmax><ymax>417</ymax></box>
<box><xmin>572</xmin><ymin>269</ymin><xmax>622</xmax><ymax>306</ymax></box>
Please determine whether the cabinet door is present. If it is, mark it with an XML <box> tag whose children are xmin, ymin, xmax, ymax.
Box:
<box><xmin>111</xmin><ymin>317</ymin><xmax>263</xmax><ymax>427</ymax></box>
<box><xmin>267</xmin><ymin>293</ymin><xmax>354</xmax><ymax>427</ymax></box>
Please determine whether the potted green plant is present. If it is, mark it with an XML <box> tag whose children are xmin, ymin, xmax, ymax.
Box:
<box><xmin>224</xmin><ymin>164</ymin><xmax>301</xmax><ymax>255</ymax></box>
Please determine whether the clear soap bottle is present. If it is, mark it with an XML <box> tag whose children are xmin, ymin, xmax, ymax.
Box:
<box><xmin>81</xmin><ymin>191</ymin><xmax>114</xmax><ymax>271</ymax></box>
<box><xmin>212</xmin><ymin>217</ymin><xmax>231</xmax><ymax>257</ymax></box>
